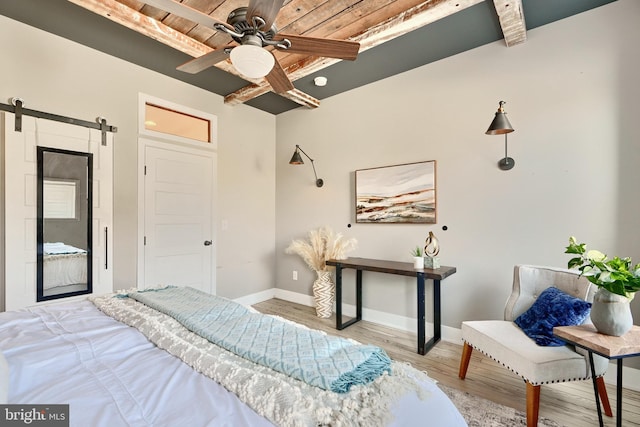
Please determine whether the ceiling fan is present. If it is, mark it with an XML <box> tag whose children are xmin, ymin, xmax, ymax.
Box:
<box><xmin>145</xmin><ymin>0</ymin><xmax>361</xmax><ymax>94</ymax></box>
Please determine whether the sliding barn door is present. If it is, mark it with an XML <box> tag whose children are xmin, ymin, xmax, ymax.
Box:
<box><xmin>3</xmin><ymin>113</ymin><xmax>113</xmax><ymax>311</ymax></box>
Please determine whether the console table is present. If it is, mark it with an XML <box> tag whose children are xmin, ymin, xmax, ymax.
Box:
<box><xmin>325</xmin><ymin>257</ymin><xmax>457</xmax><ymax>355</ymax></box>
<box><xmin>554</xmin><ymin>324</ymin><xmax>640</xmax><ymax>427</ymax></box>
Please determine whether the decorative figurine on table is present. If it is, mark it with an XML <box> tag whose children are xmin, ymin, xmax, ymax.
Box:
<box><xmin>424</xmin><ymin>231</ymin><xmax>440</xmax><ymax>269</ymax></box>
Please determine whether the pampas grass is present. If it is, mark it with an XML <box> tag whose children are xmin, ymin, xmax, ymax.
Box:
<box><xmin>285</xmin><ymin>226</ymin><xmax>357</xmax><ymax>272</ymax></box>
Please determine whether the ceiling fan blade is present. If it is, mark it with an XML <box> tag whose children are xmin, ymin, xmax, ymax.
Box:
<box><xmin>177</xmin><ymin>48</ymin><xmax>231</xmax><ymax>74</ymax></box>
<box><xmin>265</xmin><ymin>58</ymin><xmax>294</xmax><ymax>94</ymax></box>
<box><xmin>275</xmin><ymin>34</ymin><xmax>360</xmax><ymax>61</ymax></box>
<box><xmin>144</xmin><ymin>0</ymin><xmax>234</xmax><ymax>31</ymax></box>
<box><xmin>246</xmin><ymin>0</ymin><xmax>285</xmax><ymax>31</ymax></box>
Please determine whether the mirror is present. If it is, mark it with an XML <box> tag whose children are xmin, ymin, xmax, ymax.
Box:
<box><xmin>37</xmin><ymin>147</ymin><xmax>93</xmax><ymax>301</ymax></box>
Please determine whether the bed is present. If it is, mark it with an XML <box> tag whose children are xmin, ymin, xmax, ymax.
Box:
<box><xmin>42</xmin><ymin>242</ymin><xmax>87</xmax><ymax>290</ymax></box>
<box><xmin>0</xmin><ymin>287</ymin><xmax>467</xmax><ymax>427</ymax></box>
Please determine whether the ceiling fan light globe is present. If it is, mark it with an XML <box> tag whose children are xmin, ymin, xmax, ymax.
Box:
<box><xmin>230</xmin><ymin>45</ymin><xmax>275</xmax><ymax>79</ymax></box>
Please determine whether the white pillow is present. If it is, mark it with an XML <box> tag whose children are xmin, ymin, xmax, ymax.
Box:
<box><xmin>0</xmin><ymin>352</ymin><xmax>8</xmax><ymax>403</ymax></box>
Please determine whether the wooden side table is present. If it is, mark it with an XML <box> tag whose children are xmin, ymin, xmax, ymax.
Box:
<box><xmin>554</xmin><ymin>324</ymin><xmax>640</xmax><ymax>427</ymax></box>
<box><xmin>326</xmin><ymin>257</ymin><xmax>456</xmax><ymax>355</ymax></box>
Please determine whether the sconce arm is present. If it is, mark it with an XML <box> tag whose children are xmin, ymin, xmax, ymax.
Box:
<box><xmin>295</xmin><ymin>145</ymin><xmax>324</xmax><ymax>187</ymax></box>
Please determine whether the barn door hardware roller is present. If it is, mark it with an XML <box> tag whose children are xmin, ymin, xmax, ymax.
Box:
<box><xmin>0</xmin><ymin>97</ymin><xmax>117</xmax><ymax>143</ymax></box>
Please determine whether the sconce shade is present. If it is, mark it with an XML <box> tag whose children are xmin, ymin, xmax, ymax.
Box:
<box><xmin>486</xmin><ymin>114</ymin><xmax>514</xmax><ymax>135</ymax></box>
<box><xmin>230</xmin><ymin>44</ymin><xmax>275</xmax><ymax>79</ymax></box>
<box><xmin>289</xmin><ymin>150</ymin><xmax>304</xmax><ymax>165</ymax></box>
<box><xmin>486</xmin><ymin>101</ymin><xmax>514</xmax><ymax>135</ymax></box>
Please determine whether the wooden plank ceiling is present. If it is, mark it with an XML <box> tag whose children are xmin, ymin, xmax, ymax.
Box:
<box><xmin>68</xmin><ymin>0</ymin><xmax>526</xmax><ymax>109</ymax></box>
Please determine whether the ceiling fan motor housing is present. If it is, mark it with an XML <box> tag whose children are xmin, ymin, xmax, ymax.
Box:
<box><xmin>239</xmin><ymin>34</ymin><xmax>262</xmax><ymax>48</ymax></box>
<box><xmin>227</xmin><ymin>7</ymin><xmax>277</xmax><ymax>46</ymax></box>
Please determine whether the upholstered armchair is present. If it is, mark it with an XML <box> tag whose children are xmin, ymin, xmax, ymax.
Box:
<box><xmin>458</xmin><ymin>265</ymin><xmax>612</xmax><ymax>427</ymax></box>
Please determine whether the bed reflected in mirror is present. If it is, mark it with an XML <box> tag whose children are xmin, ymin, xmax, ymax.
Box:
<box><xmin>37</xmin><ymin>147</ymin><xmax>93</xmax><ymax>301</ymax></box>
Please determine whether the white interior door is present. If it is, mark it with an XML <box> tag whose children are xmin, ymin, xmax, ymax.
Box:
<box><xmin>142</xmin><ymin>141</ymin><xmax>215</xmax><ymax>293</ymax></box>
<box><xmin>3</xmin><ymin>113</ymin><xmax>113</xmax><ymax>311</ymax></box>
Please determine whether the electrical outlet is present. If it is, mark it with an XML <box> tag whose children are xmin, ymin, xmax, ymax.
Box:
<box><xmin>292</xmin><ymin>270</ymin><xmax>298</xmax><ymax>280</ymax></box>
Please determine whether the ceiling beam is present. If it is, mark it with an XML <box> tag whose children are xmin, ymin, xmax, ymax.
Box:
<box><xmin>67</xmin><ymin>0</ymin><xmax>320</xmax><ymax>109</ymax></box>
<box><xmin>492</xmin><ymin>0</ymin><xmax>527</xmax><ymax>47</ymax></box>
<box><xmin>67</xmin><ymin>0</ymin><xmax>209</xmax><ymax>57</ymax></box>
<box><xmin>225</xmin><ymin>0</ymin><xmax>485</xmax><ymax>106</ymax></box>
<box><xmin>355</xmin><ymin>0</ymin><xmax>486</xmax><ymax>50</ymax></box>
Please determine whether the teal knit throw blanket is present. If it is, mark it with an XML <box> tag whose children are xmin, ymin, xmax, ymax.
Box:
<box><xmin>126</xmin><ymin>286</ymin><xmax>391</xmax><ymax>393</ymax></box>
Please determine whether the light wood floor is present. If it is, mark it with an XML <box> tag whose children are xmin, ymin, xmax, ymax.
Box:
<box><xmin>253</xmin><ymin>298</ymin><xmax>640</xmax><ymax>427</ymax></box>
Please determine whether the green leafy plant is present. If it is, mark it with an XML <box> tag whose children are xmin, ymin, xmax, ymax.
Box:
<box><xmin>411</xmin><ymin>246</ymin><xmax>423</xmax><ymax>257</ymax></box>
<box><xmin>565</xmin><ymin>236</ymin><xmax>640</xmax><ymax>299</ymax></box>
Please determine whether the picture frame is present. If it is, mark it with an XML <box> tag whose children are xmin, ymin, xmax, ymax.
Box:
<box><xmin>355</xmin><ymin>160</ymin><xmax>436</xmax><ymax>224</ymax></box>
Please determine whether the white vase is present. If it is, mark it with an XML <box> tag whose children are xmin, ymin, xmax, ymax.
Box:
<box><xmin>590</xmin><ymin>288</ymin><xmax>634</xmax><ymax>336</ymax></box>
<box><xmin>413</xmin><ymin>256</ymin><xmax>424</xmax><ymax>269</ymax></box>
<box><xmin>313</xmin><ymin>270</ymin><xmax>335</xmax><ymax>318</ymax></box>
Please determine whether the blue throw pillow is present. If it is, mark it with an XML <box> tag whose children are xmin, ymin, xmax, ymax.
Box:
<box><xmin>514</xmin><ymin>287</ymin><xmax>591</xmax><ymax>346</ymax></box>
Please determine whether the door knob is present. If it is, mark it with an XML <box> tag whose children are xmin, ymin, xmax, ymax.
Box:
<box><xmin>204</xmin><ymin>240</ymin><xmax>212</xmax><ymax>246</ymax></box>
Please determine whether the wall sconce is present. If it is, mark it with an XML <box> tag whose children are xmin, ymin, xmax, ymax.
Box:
<box><xmin>486</xmin><ymin>101</ymin><xmax>515</xmax><ymax>171</ymax></box>
<box><xmin>289</xmin><ymin>145</ymin><xmax>324</xmax><ymax>187</ymax></box>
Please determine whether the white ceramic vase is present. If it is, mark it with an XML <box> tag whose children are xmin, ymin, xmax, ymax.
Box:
<box><xmin>590</xmin><ymin>288</ymin><xmax>634</xmax><ymax>336</ymax></box>
<box><xmin>413</xmin><ymin>256</ymin><xmax>424</xmax><ymax>269</ymax></box>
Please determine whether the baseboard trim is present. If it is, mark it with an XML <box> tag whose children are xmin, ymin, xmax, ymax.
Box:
<box><xmin>236</xmin><ymin>288</ymin><xmax>639</xmax><ymax>392</ymax></box>
<box><xmin>233</xmin><ymin>288</ymin><xmax>277</xmax><ymax>307</ymax></box>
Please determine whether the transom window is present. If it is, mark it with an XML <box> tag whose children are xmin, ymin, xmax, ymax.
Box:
<box><xmin>144</xmin><ymin>103</ymin><xmax>211</xmax><ymax>143</ymax></box>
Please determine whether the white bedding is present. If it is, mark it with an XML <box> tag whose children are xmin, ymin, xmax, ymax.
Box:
<box><xmin>0</xmin><ymin>300</ymin><xmax>467</xmax><ymax>427</ymax></box>
<box><xmin>43</xmin><ymin>243</ymin><xmax>87</xmax><ymax>289</ymax></box>
<box><xmin>43</xmin><ymin>242</ymin><xmax>87</xmax><ymax>255</ymax></box>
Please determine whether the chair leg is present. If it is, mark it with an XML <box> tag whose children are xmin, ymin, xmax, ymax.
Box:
<box><xmin>458</xmin><ymin>342</ymin><xmax>473</xmax><ymax>379</ymax></box>
<box><xmin>526</xmin><ymin>382</ymin><xmax>540</xmax><ymax>427</ymax></box>
<box><xmin>596</xmin><ymin>376</ymin><xmax>613</xmax><ymax>417</ymax></box>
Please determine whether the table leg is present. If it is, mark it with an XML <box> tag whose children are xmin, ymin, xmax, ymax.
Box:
<box><xmin>417</xmin><ymin>272</ymin><xmax>425</xmax><ymax>355</ymax></box>
<box><xmin>588</xmin><ymin>352</ymin><xmax>604</xmax><ymax>427</ymax></box>
<box><xmin>356</xmin><ymin>269</ymin><xmax>362</xmax><ymax>321</ymax></box>
<box><xmin>335</xmin><ymin>264</ymin><xmax>343</xmax><ymax>329</ymax></box>
<box><xmin>335</xmin><ymin>265</ymin><xmax>361</xmax><ymax>330</ymax></box>
<box><xmin>433</xmin><ymin>279</ymin><xmax>441</xmax><ymax>344</ymax></box>
<box><xmin>617</xmin><ymin>359</ymin><xmax>623</xmax><ymax>427</ymax></box>
<box><xmin>417</xmin><ymin>276</ymin><xmax>441</xmax><ymax>355</ymax></box>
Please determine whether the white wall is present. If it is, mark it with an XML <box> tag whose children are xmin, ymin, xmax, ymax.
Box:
<box><xmin>276</xmin><ymin>0</ymin><xmax>640</xmax><ymax>336</ymax></box>
<box><xmin>0</xmin><ymin>15</ymin><xmax>277</xmax><ymax>300</ymax></box>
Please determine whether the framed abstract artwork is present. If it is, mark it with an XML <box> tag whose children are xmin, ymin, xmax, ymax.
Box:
<box><xmin>355</xmin><ymin>160</ymin><xmax>436</xmax><ymax>224</ymax></box>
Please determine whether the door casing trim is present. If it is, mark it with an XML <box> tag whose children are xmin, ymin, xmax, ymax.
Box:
<box><xmin>136</xmin><ymin>93</ymin><xmax>218</xmax><ymax>294</ymax></box>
